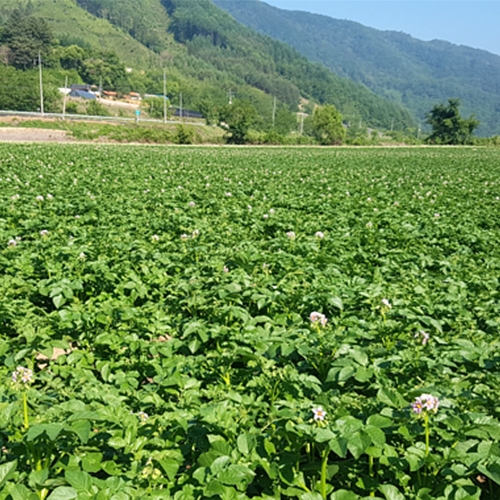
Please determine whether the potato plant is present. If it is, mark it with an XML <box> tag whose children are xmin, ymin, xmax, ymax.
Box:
<box><xmin>1</xmin><ymin>144</ymin><xmax>500</xmax><ymax>499</ymax></box>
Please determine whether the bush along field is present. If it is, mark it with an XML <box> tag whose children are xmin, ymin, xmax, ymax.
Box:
<box><xmin>1</xmin><ymin>144</ymin><xmax>500</xmax><ymax>499</ymax></box>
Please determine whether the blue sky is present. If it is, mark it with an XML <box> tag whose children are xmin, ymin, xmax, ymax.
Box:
<box><xmin>263</xmin><ymin>1</ymin><xmax>500</xmax><ymax>56</ymax></box>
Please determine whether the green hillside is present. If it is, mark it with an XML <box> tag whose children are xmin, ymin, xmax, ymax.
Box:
<box><xmin>214</xmin><ymin>0</ymin><xmax>500</xmax><ymax>137</ymax></box>
<box><xmin>0</xmin><ymin>0</ymin><xmax>160</xmax><ymax>69</ymax></box>
<box><xmin>0</xmin><ymin>0</ymin><xmax>417</xmax><ymax>132</ymax></box>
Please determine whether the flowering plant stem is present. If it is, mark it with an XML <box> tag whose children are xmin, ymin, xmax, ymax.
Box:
<box><xmin>320</xmin><ymin>448</ymin><xmax>328</xmax><ymax>499</ymax></box>
<box><xmin>424</xmin><ymin>412</ymin><xmax>430</xmax><ymax>456</ymax></box>
<box><xmin>23</xmin><ymin>390</ymin><xmax>29</xmax><ymax>430</ymax></box>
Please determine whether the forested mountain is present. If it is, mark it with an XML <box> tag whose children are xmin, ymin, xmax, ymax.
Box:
<box><xmin>213</xmin><ymin>0</ymin><xmax>500</xmax><ymax>136</ymax></box>
<box><xmin>0</xmin><ymin>0</ymin><xmax>416</xmax><ymax>132</ymax></box>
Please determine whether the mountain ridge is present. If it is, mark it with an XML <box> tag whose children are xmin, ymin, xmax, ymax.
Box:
<box><xmin>213</xmin><ymin>0</ymin><xmax>500</xmax><ymax>136</ymax></box>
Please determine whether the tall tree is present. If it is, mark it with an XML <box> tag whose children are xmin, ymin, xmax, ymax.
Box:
<box><xmin>219</xmin><ymin>99</ymin><xmax>258</xmax><ymax>144</ymax></box>
<box><xmin>1</xmin><ymin>9</ymin><xmax>53</xmax><ymax>69</ymax></box>
<box><xmin>426</xmin><ymin>98</ymin><xmax>479</xmax><ymax>145</ymax></box>
<box><xmin>312</xmin><ymin>104</ymin><xmax>345</xmax><ymax>145</ymax></box>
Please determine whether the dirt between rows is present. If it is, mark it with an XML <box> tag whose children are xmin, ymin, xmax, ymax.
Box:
<box><xmin>0</xmin><ymin>127</ymin><xmax>73</xmax><ymax>143</ymax></box>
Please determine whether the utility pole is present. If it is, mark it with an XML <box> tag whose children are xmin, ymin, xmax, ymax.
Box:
<box><xmin>298</xmin><ymin>112</ymin><xmax>306</xmax><ymax>136</ymax></box>
<box><xmin>38</xmin><ymin>52</ymin><xmax>44</xmax><ymax>115</ymax></box>
<box><xmin>179</xmin><ymin>92</ymin><xmax>183</xmax><ymax>121</ymax></box>
<box><xmin>62</xmin><ymin>75</ymin><xmax>68</xmax><ymax>120</ymax></box>
<box><xmin>391</xmin><ymin>118</ymin><xmax>394</xmax><ymax>132</ymax></box>
<box><xmin>99</xmin><ymin>76</ymin><xmax>102</xmax><ymax>100</ymax></box>
<box><xmin>227</xmin><ymin>89</ymin><xmax>234</xmax><ymax>105</ymax></box>
<box><xmin>163</xmin><ymin>69</ymin><xmax>167</xmax><ymax>124</ymax></box>
<box><xmin>272</xmin><ymin>96</ymin><xmax>277</xmax><ymax>128</ymax></box>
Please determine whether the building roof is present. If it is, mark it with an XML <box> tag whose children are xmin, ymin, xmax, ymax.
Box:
<box><xmin>69</xmin><ymin>89</ymin><xmax>96</xmax><ymax>100</ymax></box>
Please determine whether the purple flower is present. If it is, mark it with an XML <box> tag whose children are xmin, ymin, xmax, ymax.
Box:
<box><xmin>12</xmin><ymin>366</ymin><xmax>33</xmax><ymax>385</ymax></box>
<box><xmin>415</xmin><ymin>330</ymin><xmax>430</xmax><ymax>345</ymax></box>
<box><xmin>310</xmin><ymin>311</ymin><xmax>327</xmax><ymax>327</ymax></box>
<box><xmin>412</xmin><ymin>394</ymin><xmax>439</xmax><ymax>415</ymax></box>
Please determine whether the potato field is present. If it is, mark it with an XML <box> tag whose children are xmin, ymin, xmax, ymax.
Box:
<box><xmin>1</xmin><ymin>144</ymin><xmax>500</xmax><ymax>500</ymax></box>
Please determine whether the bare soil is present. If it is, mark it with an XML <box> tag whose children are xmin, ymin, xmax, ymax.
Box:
<box><xmin>0</xmin><ymin>127</ymin><xmax>73</xmax><ymax>143</ymax></box>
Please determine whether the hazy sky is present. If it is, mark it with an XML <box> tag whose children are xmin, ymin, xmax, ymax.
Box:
<box><xmin>263</xmin><ymin>1</ymin><xmax>500</xmax><ymax>56</ymax></box>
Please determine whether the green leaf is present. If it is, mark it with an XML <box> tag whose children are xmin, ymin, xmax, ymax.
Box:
<box><xmin>9</xmin><ymin>484</ymin><xmax>37</xmax><ymax>500</ymax></box>
<box><xmin>329</xmin><ymin>437</ymin><xmax>348</xmax><ymax>458</ymax></box>
<box><xmin>0</xmin><ymin>460</ymin><xmax>16</xmax><ymax>488</ymax></box>
<box><xmin>346</xmin><ymin>431</ymin><xmax>371</xmax><ymax>459</ymax></box>
<box><xmin>366</xmin><ymin>426</ymin><xmax>386</xmax><ymax>447</ymax></box>
<box><xmin>210</xmin><ymin>455</ymin><xmax>231</xmax><ymax>474</ymax></box>
<box><xmin>218</xmin><ymin>464</ymin><xmax>255</xmax><ymax>486</ymax></box>
<box><xmin>377</xmin><ymin>387</ymin><xmax>407</xmax><ymax>409</ymax></box>
<box><xmin>405</xmin><ymin>446</ymin><xmax>425</xmax><ymax>472</ymax></box>
<box><xmin>350</xmin><ymin>349</ymin><xmax>368</xmax><ymax>366</ymax></box>
<box><xmin>52</xmin><ymin>294</ymin><xmax>66</xmax><ymax>309</ymax></box>
<box><xmin>330</xmin><ymin>490</ymin><xmax>359</xmax><ymax>500</ymax></box>
<box><xmin>378</xmin><ymin>484</ymin><xmax>405</xmax><ymax>500</ymax></box>
<box><xmin>26</xmin><ymin>423</ymin><xmax>64</xmax><ymax>442</ymax></box>
<box><xmin>264</xmin><ymin>439</ymin><xmax>276</xmax><ymax>455</ymax></box>
<box><xmin>300</xmin><ymin>493</ymin><xmax>323</xmax><ymax>500</ymax></box>
<box><xmin>159</xmin><ymin>458</ymin><xmax>180</xmax><ymax>481</ymax></box>
<box><xmin>82</xmin><ymin>453</ymin><xmax>103</xmax><ymax>473</ymax></box>
<box><xmin>315</xmin><ymin>428</ymin><xmax>336</xmax><ymax>443</ymax></box>
<box><xmin>47</xmin><ymin>487</ymin><xmax>78</xmax><ymax>500</ymax></box>
<box><xmin>29</xmin><ymin>469</ymin><xmax>49</xmax><ymax>489</ymax></box>
<box><xmin>477</xmin><ymin>462</ymin><xmax>500</xmax><ymax>485</ymax></box>
<box><xmin>65</xmin><ymin>470</ymin><xmax>93</xmax><ymax>492</ymax></box>
<box><xmin>338</xmin><ymin>366</ymin><xmax>356</xmax><ymax>382</ymax></box>
<box><xmin>204</xmin><ymin>479</ymin><xmax>225</xmax><ymax>497</ymax></box>
<box><xmin>237</xmin><ymin>433</ymin><xmax>256</xmax><ymax>456</ymax></box>
<box><xmin>329</xmin><ymin>296</ymin><xmax>343</xmax><ymax>310</ymax></box>
<box><xmin>354</xmin><ymin>366</ymin><xmax>373</xmax><ymax>382</ymax></box>
<box><xmin>367</xmin><ymin>415</ymin><xmax>393</xmax><ymax>428</ymax></box>
<box><xmin>101</xmin><ymin>461</ymin><xmax>122</xmax><ymax>476</ymax></box>
<box><xmin>70</xmin><ymin>420</ymin><xmax>91</xmax><ymax>444</ymax></box>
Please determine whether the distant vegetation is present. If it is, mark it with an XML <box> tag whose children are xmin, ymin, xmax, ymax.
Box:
<box><xmin>0</xmin><ymin>0</ymin><xmax>421</xmax><ymax>144</ymax></box>
<box><xmin>426</xmin><ymin>98</ymin><xmax>479</xmax><ymax>145</ymax></box>
<box><xmin>214</xmin><ymin>0</ymin><xmax>500</xmax><ymax>137</ymax></box>
<box><xmin>1</xmin><ymin>0</ymin><xmax>495</xmax><ymax>145</ymax></box>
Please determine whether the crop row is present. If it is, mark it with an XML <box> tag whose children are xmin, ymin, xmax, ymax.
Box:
<box><xmin>1</xmin><ymin>145</ymin><xmax>500</xmax><ymax>499</ymax></box>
